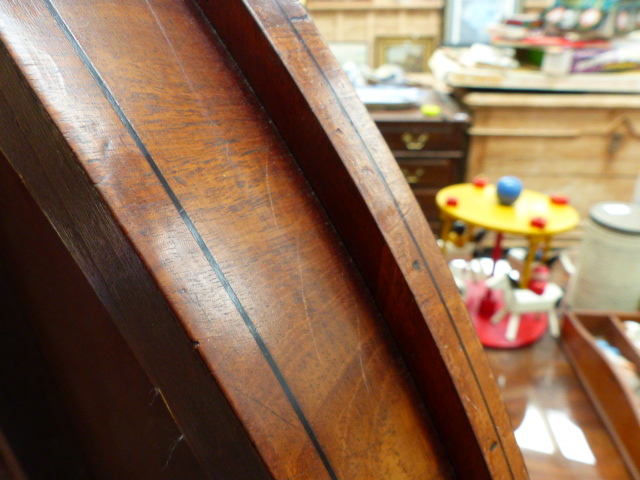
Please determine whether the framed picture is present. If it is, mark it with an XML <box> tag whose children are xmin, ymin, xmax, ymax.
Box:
<box><xmin>328</xmin><ymin>42</ymin><xmax>369</xmax><ymax>67</ymax></box>
<box><xmin>307</xmin><ymin>0</ymin><xmax>371</xmax><ymax>3</ymax></box>
<box><xmin>442</xmin><ymin>0</ymin><xmax>521</xmax><ymax>46</ymax></box>
<box><xmin>374</xmin><ymin>36</ymin><xmax>435</xmax><ymax>73</ymax></box>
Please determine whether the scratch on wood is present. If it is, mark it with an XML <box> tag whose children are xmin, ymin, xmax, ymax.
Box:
<box><xmin>229</xmin><ymin>385</ymin><xmax>302</xmax><ymax>431</ymax></box>
<box><xmin>93</xmin><ymin>174</ymin><xmax>111</xmax><ymax>187</ymax></box>
<box><xmin>149</xmin><ymin>387</ymin><xmax>161</xmax><ymax>406</ymax></box>
<box><xmin>289</xmin><ymin>14</ymin><xmax>309</xmax><ymax>23</ymax></box>
<box><xmin>144</xmin><ymin>0</ymin><xmax>196</xmax><ymax>98</ymax></box>
<box><xmin>163</xmin><ymin>434</ymin><xmax>184</xmax><ymax>470</ymax></box>
<box><xmin>355</xmin><ymin>309</ymin><xmax>371</xmax><ymax>394</ymax></box>
<box><xmin>463</xmin><ymin>394</ymin><xmax>480</xmax><ymax>412</ymax></box>
<box><xmin>265</xmin><ymin>156</ymin><xmax>279</xmax><ymax>228</ymax></box>
<box><xmin>297</xmin><ymin>234</ymin><xmax>320</xmax><ymax>361</ymax></box>
<box><xmin>143</xmin><ymin>4</ymin><xmax>251</xmax><ymax>195</ymax></box>
<box><xmin>193</xmin><ymin>291</ymin><xmax>205</xmax><ymax>311</ymax></box>
<box><xmin>101</xmin><ymin>138</ymin><xmax>112</xmax><ymax>157</ymax></box>
<box><xmin>338</xmin><ymin>387</ymin><xmax>361</xmax><ymax>461</ymax></box>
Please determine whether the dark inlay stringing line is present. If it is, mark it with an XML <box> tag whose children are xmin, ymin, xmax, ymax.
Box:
<box><xmin>41</xmin><ymin>1</ymin><xmax>339</xmax><ymax>478</ymax></box>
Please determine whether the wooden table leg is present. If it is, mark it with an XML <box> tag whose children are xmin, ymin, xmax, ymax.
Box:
<box><xmin>521</xmin><ymin>237</ymin><xmax>539</xmax><ymax>288</ymax></box>
<box><xmin>541</xmin><ymin>236</ymin><xmax>553</xmax><ymax>262</ymax></box>
<box><xmin>439</xmin><ymin>214</ymin><xmax>454</xmax><ymax>255</ymax></box>
<box><xmin>464</xmin><ymin>224</ymin><xmax>475</xmax><ymax>246</ymax></box>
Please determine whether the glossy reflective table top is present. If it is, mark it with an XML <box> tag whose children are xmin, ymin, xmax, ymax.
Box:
<box><xmin>485</xmin><ymin>334</ymin><xmax>633</xmax><ymax>480</ymax></box>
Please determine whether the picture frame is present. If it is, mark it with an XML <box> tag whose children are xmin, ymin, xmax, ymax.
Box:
<box><xmin>328</xmin><ymin>41</ymin><xmax>369</xmax><ymax>67</ymax></box>
<box><xmin>306</xmin><ymin>0</ymin><xmax>371</xmax><ymax>3</ymax></box>
<box><xmin>374</xmin><ymin>36</ymin><xmax>436</xmax><ymax>73</ymax></box>
<box><xmin>442</xmin><ymin>0</ymin><xmax>521</xmax><ymax>46</ymax></box>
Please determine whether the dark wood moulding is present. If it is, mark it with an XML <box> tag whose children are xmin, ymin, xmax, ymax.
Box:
<box><xmin>0</xmin><ymin>1</ymin><xmax>526</xmax><ymax>479</ymax></box>
<box><xmin>562</xmin><ymin>311</ymin><xmax>640</xmax><ymax>480</ymax></box>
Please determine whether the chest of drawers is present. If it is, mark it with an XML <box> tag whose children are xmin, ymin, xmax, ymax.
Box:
<box><xmin>463</xmin><ymin>92</ymin><xmax>640</xmax><ymax>247</ymax></box>
<box><xmin>371</xmin><ymin>90</ymin><xmax>471</xmax><ymax>233</ymax></box>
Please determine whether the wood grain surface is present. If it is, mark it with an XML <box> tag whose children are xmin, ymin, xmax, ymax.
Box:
<box><xmin>0</xmin><ymin>1</ymin><xmax>526</xmax><ymax>478</ymax></box>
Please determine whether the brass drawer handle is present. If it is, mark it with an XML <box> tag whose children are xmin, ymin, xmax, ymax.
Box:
<box><xmin>402</xmin><ymin>132</ymin><xmax>429</xmax><ymax>150</ymax></box>
<box><xmin>402</xmin><ymin>167</ymin><xmax>425</xmax><ymax>185</ymax></box>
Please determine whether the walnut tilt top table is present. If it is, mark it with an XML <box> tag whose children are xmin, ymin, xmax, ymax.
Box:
<box><xmin>436</xmin><ymin>183</ymin><xmax>580</xmax><ymax>287</ymax></box>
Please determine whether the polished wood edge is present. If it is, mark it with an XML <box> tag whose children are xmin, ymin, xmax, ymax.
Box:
<box><xmin>562</xmin><ymin>311</ymin><xmax>640</xmax><ymax>480</ymax></box>
<box><xmin>198</xmin><ymin>0</ymin><xmax>527</xmax><ymax>478</ymax></box>
<box><xmin>0</xmin><ymin>34</ymin><xmax>272</xmax><ymax>480</ymax></box>
<box><xmin>0</xmin><ymin>428</ymin><xmax>26</xmax><ymax>480</ymax></box>
<box><xmin>463</xmin><ymin>91</ymin><xmax>640</xmax><ymax>109</ymax></box>
<box><xmin>606</xmin><ymin>314</ymin><xmax>640</xmax><ymax>368</ymax></box>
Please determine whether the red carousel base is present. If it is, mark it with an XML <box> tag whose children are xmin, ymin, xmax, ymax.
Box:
<box><xmin>465</xmin><ymin>280</ymin><xmax>548</xmax><ymax>349</ymax></box>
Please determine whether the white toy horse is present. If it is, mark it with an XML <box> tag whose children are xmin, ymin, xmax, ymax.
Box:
<box><xmin>485</xmin><ymin>274</ymin><xmax>564</xmax><ymax>342</ymax></box>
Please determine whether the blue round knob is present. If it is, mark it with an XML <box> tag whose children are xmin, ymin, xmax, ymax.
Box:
<box><xmin>496</xmin><ymin>176</ymin><xmax>523</xmax><ymax>206</ymax></box>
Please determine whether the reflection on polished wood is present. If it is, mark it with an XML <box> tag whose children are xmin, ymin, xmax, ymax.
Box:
<box><xmin>485</xmin><ymin>334</ymin><xmax>633</xmax><ymax>480</ymax></box>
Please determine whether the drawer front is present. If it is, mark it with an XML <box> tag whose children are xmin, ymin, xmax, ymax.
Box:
<box><xmin>412</xmin><ymin>187</ymin><xmax>440</xmax><ymax>223</ymax></box>
<box><xmin>379</xmin><ymin>124</ymin><xmax>465</xmax><ymax>153</ymax></box>
<box><xmin>399</xmin><ymin>158</ymin><xmax>459</xmax><ymax>189</ymax></box>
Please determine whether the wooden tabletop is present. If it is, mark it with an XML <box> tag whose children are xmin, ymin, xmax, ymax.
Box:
<box><xmin>485</xmin><ymin>334</ymin><xmax>633</xmax><ymax>480</ymax></box>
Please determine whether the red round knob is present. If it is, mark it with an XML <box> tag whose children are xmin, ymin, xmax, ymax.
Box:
<box><xmin>530</xmin><ymin>217</ymin><xmax>547</xmax><ymax>229</ymax></box>
<box><xmin>551</xmin><ymin>194</ymin><xmax>569</xmax><ymax>205</ymax></box>
<box><xmin>472</xmin><ymin>176</ymin><xmax>488</xmax><ymax>188</ymax></box>
<box><xmin>446</xmin><ymin>197</ymin><xmax>458</xmax><ymax>207</ymax></box>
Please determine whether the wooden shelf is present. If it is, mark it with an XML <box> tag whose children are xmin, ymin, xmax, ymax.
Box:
<box><xmin>431</xmin><ymin>48</ymin><xmax>640</xmax><ymax>93</ymax></box>
<box><xmin>308</xmin><ymin>0</ymin><xmax>542</xmax><ymax>11</ymax></box>
<box><xmin>307</xmin><ymin>0</ymin><xmax>443</xmax><ymax>11</ymax></box>
<box><xmin>464</xmin><ymin>92</ymin><xmax>640</xmax><ymax>109</ymax></box>
<box><xmin>523</xmin><ymin>0</ymin><xmax>553</xmax><ymax>9</ymax></box>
